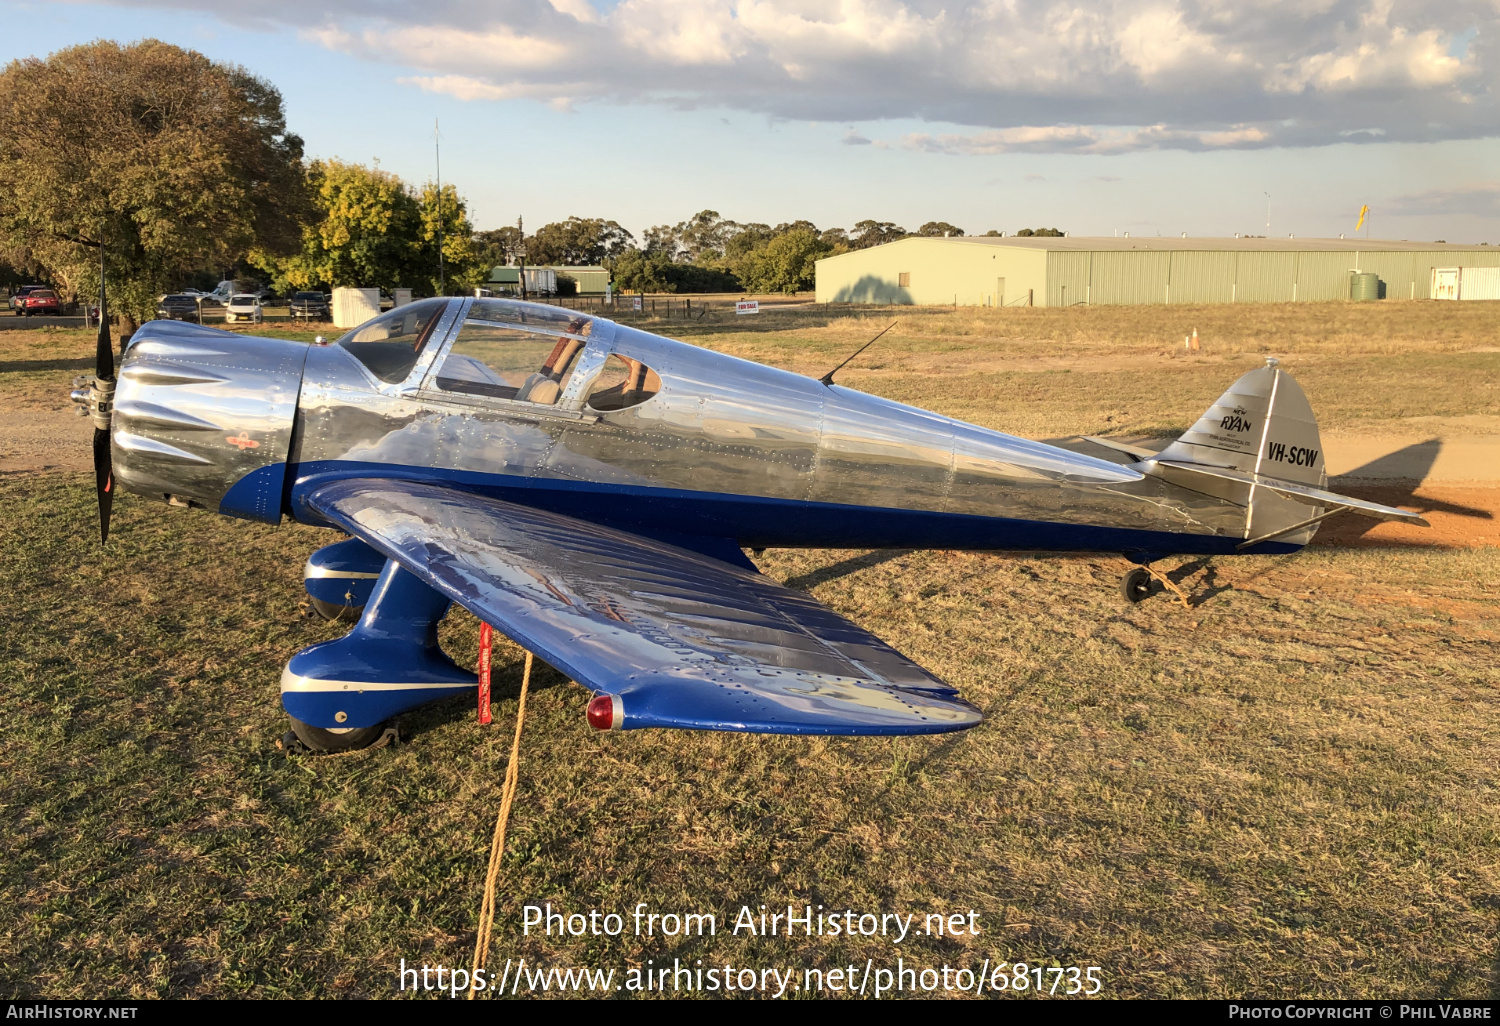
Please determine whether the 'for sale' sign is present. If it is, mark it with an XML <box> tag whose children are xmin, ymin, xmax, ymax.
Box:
<box><xmin>736</xmin><ymin>300</ymin><xmax>760</xmax><ymax>315</ymax></box>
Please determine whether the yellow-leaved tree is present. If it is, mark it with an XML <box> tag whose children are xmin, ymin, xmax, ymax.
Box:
<box><xmin>253</xmin><ymin>161</ymin><xmax>481</xmax><ymax>296</ymax></box>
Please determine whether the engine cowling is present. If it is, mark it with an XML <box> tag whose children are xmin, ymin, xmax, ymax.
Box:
<box><xmin>111</xmin><ymin>321</ymin><xmax>308</xmax><ymax>522</ymax></box>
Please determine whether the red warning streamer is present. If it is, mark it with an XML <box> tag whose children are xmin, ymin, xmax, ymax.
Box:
<box><xmin>477</xmin><ymin>622</ymin><xmax>493</xmax><ymax>725</ymax></box>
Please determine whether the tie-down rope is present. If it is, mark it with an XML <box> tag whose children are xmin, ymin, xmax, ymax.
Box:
<box><xmin>467</xmin><ymin>637</ymin><xmax>533</xmax><ymax>999</ymax></box>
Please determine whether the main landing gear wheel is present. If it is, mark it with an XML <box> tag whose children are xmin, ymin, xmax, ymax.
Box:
<box><xmin>308</xmin><ymin>596</ymin><xmax>364</xmax><ymax>622</ymax></box>
<box><xmin>286</xmin><ymin>717</ymin><xmax>389</xmax><ymax>753</ymax></box>
<box><xmin>1120</xmin><ymin>567</ymin><xmax>1154</xmax><ymax>603</ymax></box>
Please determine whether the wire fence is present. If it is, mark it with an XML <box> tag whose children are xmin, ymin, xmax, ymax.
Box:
<box><xmin>518</xmin><ymin>293</ymin><xmax>823</xmax><ymax>323</ymax></box>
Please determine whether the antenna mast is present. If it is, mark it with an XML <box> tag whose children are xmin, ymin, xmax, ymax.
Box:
<box><xmin>435</xmin><ymin>118</ymin><xmax>444</xmax><ymax>296</ymax></box>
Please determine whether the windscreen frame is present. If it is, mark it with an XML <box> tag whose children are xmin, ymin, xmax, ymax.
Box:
<box><xmin>334</xmin><ymin>297</ymin><xmax>467</xmax><ymax>395</ymax></box>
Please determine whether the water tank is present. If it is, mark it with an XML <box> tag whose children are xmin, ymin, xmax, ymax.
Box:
<box><xmin>1350</xmin><ymin>272</ymin><xmax>1380</xmax><ymax>301</ymax></box>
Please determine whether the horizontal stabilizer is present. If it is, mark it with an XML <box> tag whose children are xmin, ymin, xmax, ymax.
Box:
<box><xmin>1083</xmin><ymin>436</ymin><xmax>1161</xmax><ymax>461</ymax></box>
<box><xmin>1146</xmin><ymin>459</ymin><xmax>1429</xmax><ymax>525</ymax></box>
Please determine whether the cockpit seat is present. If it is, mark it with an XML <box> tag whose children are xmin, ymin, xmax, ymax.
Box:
<box><xmin>527</xmin><ymin>379</ymin><xmax>561</xmax><ymax>405</ymax></box>
<box><xmin>514</xmin><ymin>372</ymin><xmax>561</xmax><ymax>405</ymax></box>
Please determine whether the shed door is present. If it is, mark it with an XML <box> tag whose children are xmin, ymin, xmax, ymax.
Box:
<box><xmin>996</xmin><ymin>277</ymin><xmax>1005</xmax><ymax>307</ymax></box>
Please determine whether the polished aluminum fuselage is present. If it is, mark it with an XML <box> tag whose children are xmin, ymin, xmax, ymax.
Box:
<box><xmin>112</xmin><ymin>298</ymin><xmax>1288</xmax><ymax>558</ymax></box>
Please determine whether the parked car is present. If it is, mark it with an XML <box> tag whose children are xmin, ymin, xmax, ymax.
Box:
<box><xmin>211</xmin><ymin>279</ymin><xmax>273</xmax><ymax>303</ymax></box>
<box><xmin>288</xmin><ymin>291</ymin><xmax>331</xmax><ymax>320</ymax></box>
<box><xmin>224</xmin><ymin>293</ymin><xmax>263</xmax><ymax>324</ymax></box>
<box><xmin>155</xmin><ymin>294</ymin><xmax>208</xmax><ymax>321</ymax></box>
<box><xmin>9</xmin><ymin>285</ymin><xmax>45</xmax><ymax>311</ymax></box>
<box><xmin>19</xmin><ymin>289</ymin><xmax>61</xmax><ymax>315</ymax></box>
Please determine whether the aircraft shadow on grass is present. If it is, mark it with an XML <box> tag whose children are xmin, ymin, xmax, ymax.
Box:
<box><xmin>1326</xmin><ymin>439</ymin><xmax>1492</xmax><ymax>544</ymax></box>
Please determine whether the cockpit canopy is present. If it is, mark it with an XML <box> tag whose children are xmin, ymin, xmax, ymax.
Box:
<box><xmin>335</xmin><ymin>298</ymin><xmax>449</xmax><ymax>383</ymax></box>
<box><xmin>334</xmin><ymin>297</ymin><xmax>659</xmax><ymax>411</ymax></box>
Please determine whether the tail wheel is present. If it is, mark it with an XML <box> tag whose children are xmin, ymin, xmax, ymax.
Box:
<box><xmin>1120</xmin><ymin>567</ymin><xmax>1154</xmax><ymax>603</ymax></box>
<box><xmin>288</xmin><ymin>717</ymin><xmax>388</xmax><ymax>753</ymax></box>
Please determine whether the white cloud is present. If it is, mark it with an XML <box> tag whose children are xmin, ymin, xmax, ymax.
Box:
<box><xmin>901</xmin><ymin>123</ymin><xmax>1273</xmax><ymax>154</ymax></box>
<box><xmin>97</xmin><ymin>0</ymin><xmax>1500</xmax><ymax>150</ymax></box>
<box><xmin>400</xmin><ymin>75</ymin><xmax>515</xmax><ymax>102</ymax></box>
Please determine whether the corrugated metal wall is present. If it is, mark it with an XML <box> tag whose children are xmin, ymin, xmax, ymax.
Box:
<box><xmin>1167</xmin><ymin>252</ymin><xmax>1236</xmax><ymax>304</ymax></box>
<box><xmin>1045</xmin><ymin>249</ymin><xmax>1500</xmax><ymax>306</ymax></box>
<box><xmin>1233</xmin><ymin>253</ymin><xmax>1297</xmax><ymax>303</ymax></box>
<box><xmin>1047</xmin><ymin>251</ymin><xmax>1090</xmax><ymax>307</ymax></box>
<box><xmin>1295</xmin><ymin>252</ymin><xmax>1354</xmax><ymax>302</ymax></box>
<box><xmin>1357</xmin><ymin>253</ymin><xmax>1420</xmax><ymax>300</ymax></box>
<box><xmin>1092</xmin><ymin>251</ymin><xmax>1170</xmax><ymax>305</ymax></box>
<box><xmin>824</xmin><ymin>241</ymin><xmax>1500</xmax><ymax>307</ymax></box>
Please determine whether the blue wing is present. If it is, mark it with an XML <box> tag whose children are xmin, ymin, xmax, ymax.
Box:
<box><xmin>304</xmin><ymin>478</ymin><xmax>982</xmax><ymax>736</ymax></box>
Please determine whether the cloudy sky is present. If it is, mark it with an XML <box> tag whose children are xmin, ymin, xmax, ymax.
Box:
<box><xmin>7</xmin><ymin>0</ymin><xmax>1498</xmax><ymax>241</ymax></box>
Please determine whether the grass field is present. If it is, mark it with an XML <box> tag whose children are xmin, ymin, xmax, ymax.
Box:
<box><xmin>1</xmin><ymin>302</ymin><xmax>1498</xmax><ymax>999</ymax></box>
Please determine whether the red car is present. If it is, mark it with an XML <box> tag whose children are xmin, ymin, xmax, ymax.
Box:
<box><xmin>20</xmin><ymin>289</ymin><xmax>61</xmax><ymax>315</ymax></box>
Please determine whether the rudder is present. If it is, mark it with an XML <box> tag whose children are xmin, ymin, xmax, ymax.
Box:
<box><xmin>1153</xmin><ymin>358</ymin><xmax>1327</xmax><ymax>545</ymax></box>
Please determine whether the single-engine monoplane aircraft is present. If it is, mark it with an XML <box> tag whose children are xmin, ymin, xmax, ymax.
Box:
<box><xmin>73</xmin><ymin>297</ymin><xmax>1426</xmax><ymax>751</ymax></box>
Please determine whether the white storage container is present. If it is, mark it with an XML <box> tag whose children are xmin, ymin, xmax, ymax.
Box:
<box><xmin>522</xmin><ymin>268</ymin><xmax>557</xmax><ymax>295</ymax></box>
<box><xmin>392</xmin><ymin>288</ymin><xmax>413</xmax><ymax>307</ymax></box>
<box><xmin>332</xmin><ymin>287</ymin><xmax>381</xmax><ymax>328</ymax></box>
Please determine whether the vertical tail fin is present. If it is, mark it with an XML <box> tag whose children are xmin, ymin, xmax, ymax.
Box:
<box><xmin>1157</xmin><ymin>358</ymin><xmax>1325</xmax><ymax>486</ymax></box>
<box><xmin>1152</xmin><ymin>358</ymin><xmax>1326</xmax><ymax>544</ymax></box>
<box><xmin>1132</xmin><ymin>359</ymin><xmax>1424</xmax><ymax>548</ymax></box>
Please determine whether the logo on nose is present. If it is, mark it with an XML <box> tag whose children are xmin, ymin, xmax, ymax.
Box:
<box><xmin>227</xmin><ymin>431</ymin><xmax>259</xmax><ymax>450</ymax></box>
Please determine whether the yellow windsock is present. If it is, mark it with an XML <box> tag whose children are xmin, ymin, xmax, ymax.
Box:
<box><xmin>1356</xmin><ymin>205</ymin><xmax>1369</xmax><ymax>231</ymax></box>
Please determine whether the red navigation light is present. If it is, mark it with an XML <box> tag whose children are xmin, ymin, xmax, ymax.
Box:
<box><xmin>587</xmin><ymin>694</ymin><xmax>618</xmax><ymax>731</ymax></box>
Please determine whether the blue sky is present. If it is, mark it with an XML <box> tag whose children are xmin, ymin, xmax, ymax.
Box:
<box><xmin>7</xmin><ymin>0</ymin><xmax>1499</xmax><ymax>243</ymax></box>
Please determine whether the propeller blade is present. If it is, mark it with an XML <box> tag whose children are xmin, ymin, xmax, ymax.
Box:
<box><xmin>93</xmin><ymin>247</ymin><xmax>114</xmax><ymax>543</ymax></box>
<box><xmin>95</xmin><ymin>302</ymin><xmax>113</xmax><ymax>381</ymax></box>
<box><xmin>93</xmin><ymin>426</ymin><xmax>113</xmax><ymax>544</ymax></box>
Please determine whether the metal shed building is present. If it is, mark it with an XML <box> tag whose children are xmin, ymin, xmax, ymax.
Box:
<box><xmin>814</xmin><ymin>237</ymin><xmax>1500</xmax><ymax>307</ymax></box>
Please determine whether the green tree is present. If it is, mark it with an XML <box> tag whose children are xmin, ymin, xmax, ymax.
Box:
<box><xmin>739</xmin><ymin>228</ymin><xmax>831</xmax><ymax>294</ymax></box>
<box><xmin>416</xmin><ymin>181</ymin><xmax>480</xmax><ymax>295</ymax></box>
<box><xmin>610</xmin><ymin>249</ymin><xmax>676</xmax><ymax>292</ymax></box>
<box><xmin>0</xmin><ymin>39</ymin><xmax>307</xmax><ymax>326</ymax></box>
<box><xmin>473</xmin><ymin>226</ymin><xmax>523</xmax><ymax>270</ymax></box>
<box><xmin>610</xmin><ymin>250</ymin><xmax>737</xmax><ymax>293</ymax></box>
<box><xmin>1016</xmin><ymin>228</ymin><xmax>1065</xmax><ymax>237</ymax></box>
<box><xmin>718</xmin><ymin>222</ymin><xmax>776</xmax><ymax>281</ymax></box>
<box><xmin>674</xmin><ymin>210</ymin><xmax>739</xmax><ymax>261</ymax></box>
<box><xmin>527</xmin><ymin>216</ymin><xmax>634</xmax><ymax>265</ymax></box>
<box><xmin>253</xmin><ymin>160</ymin><xmax>414</xmax><ymax>293</ymax></box>
<box><xmin>917</xmin><ymin>221</ymin><xmax>965</xmax><ymax>237</ymax></box>
<box><xmin>642</xmin><ymin>224</ymin><xmax>681</xmax><ymax>259</ymax></box>
<box><xmin>851</xmin><ymin>220</ymin><xmax>908</xmax><ymax>249</ymax></box>
<box><xmin>254</xmin><ymin>161</ymin><xmax>477</xmax><ymax>295</ymax></box>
